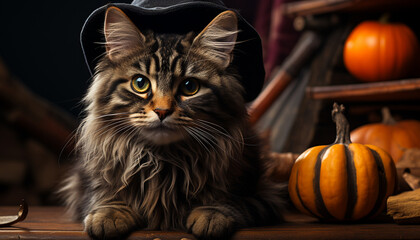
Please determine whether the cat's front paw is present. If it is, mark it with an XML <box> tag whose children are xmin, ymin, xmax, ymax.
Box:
<box><xmin>186</xmin><ymin>206</ymin><xmax>236</xmax><ymax>240</ymax></box>
<box><xmin>84</xmin><ymin>206</ymin><xmax>141</xmax><ymax>240</ymax></box>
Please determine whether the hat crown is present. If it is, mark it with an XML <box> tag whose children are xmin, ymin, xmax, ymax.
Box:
<box><xmin>131</xmin><ymin>0</ymin><xmax>225</xmax><ymax>9</ymax></box>
<box><xmin>81</xmin><ymin>0</ymin><xmax>265</xmax><ymax>101</ymax></box>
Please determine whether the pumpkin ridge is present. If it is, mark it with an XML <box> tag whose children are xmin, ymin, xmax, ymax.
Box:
<box><xmin>392</xmin><ymin>27</ymin><xmax>404</xmax><ymax>80</ymax></box>
<box><xmin>314</xmin><ymin>145</ymin><xmax>334</xmax><ymax>220</ymax></box>
<box><xmin>344</xmin><ymin>144</ymin><xmax>357</xmax><ymax>220</ymax></box>
<box><xmin>363</xmin><ymin>148</ymin><xmax>388</xmax><ymax>220</ymax></box>
<box><xmin>295</xmin><ymin>168</ymin><xmax>319</xmax><ymax>218</ymax></box>
<box><xmin>377</xmin><ymin>24</ymin><xmax>383</xmax><ymax>81</ymax></box>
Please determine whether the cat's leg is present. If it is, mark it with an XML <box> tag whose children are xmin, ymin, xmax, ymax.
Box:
<box><xmin>186</xmin><ymin>205</ymin><xmax>239</xmax><ymax>240</ymax></box>
<box><xmin>186</xmin><ymin>185</ymin><xmax>284</xmax><ymax>240</ymax></box>
<box><xmin>84</xmin><ymin>201</ymin><xmax>144</xmax><ymax>240</ymax></box>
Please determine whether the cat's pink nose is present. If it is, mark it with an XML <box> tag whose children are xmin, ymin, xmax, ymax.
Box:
<box><xmin>154</xmin><ymin>108</ymin><xmax>173</xmax><ymax>121</ymax></box>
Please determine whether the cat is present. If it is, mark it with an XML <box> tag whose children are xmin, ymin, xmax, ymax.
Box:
<box><xmin>60</xmin><ymin>6</ymin><xmax>285</xmax><ymax>240</ymax></box>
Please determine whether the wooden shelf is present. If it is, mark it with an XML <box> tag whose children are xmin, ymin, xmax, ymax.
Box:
<box><xmin>1</xmin><ymin>206</ymin><xmax>420</xmax><ymax>239</ymax></box>
<box><xmin>283</xmin><ymin>0</ymin><xmax>420</xmax><ymax>16</ymax></box>
<box><xmin>307</xmin><ymin>78</ymin><xmax>420</xmax><ymax>102</ymax></box>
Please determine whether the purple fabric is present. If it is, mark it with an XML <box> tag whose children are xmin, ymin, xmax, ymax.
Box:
<box><xmin>255</xmin><ymin>0</ymin><xmax>300</xmax><ymax>81</ymax></box>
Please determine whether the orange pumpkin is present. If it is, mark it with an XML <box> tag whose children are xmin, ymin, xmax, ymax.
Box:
<box><xmin>351</xmin><ymin>108</ymin><xmax>420</xmax><ymax>163</ymax></box>
<box><xmin>289</xmin><ymin>103</ymin><xmax>397</xmax><ymax>221</ymax></box>
<box><xmin>343</xmin><ymin>19</ymin><xmax>419</xmax><ymax>82</ymax></box>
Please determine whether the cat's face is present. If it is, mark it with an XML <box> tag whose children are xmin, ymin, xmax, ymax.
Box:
<box><xmin>86</xmin><ymin>7</ymin><xmax>246</xmax><ymax>145</ymax></box>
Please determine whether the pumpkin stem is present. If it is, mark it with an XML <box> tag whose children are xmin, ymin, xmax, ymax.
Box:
<box><xmin>379</xmin><ymin>13</ymin><xmax>391</xmax><ymax>24</ymax></box>
<box><xmin>332</xmin><ymin>103</ymin><xmax>352</xmax><ymax>144</ymax></box>
<box><xmin>382</xmin><ymin>107</ymin><xmax>397</xmax><ymax>125</ymax></box>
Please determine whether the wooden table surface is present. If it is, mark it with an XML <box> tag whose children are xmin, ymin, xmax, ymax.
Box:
<box><xmin>0</xmin><ymin>206</ymin><xmax>419</xmax><ymax>240</ymax></box>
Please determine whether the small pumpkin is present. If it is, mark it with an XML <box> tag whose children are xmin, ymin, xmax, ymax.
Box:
<box><xmin>343</xmin><ymin>17</ymin><xmax>419</xmax><ymax>82</ymax></box>
<box><xmin>289</xmin><ymin>103</ymin><xmax>397</xmax><ymax>221</ymax></box>
<box><xmin>351</xmin><ymin>108</ymin><xmax>420</xmax><ymax>163</ymax></box>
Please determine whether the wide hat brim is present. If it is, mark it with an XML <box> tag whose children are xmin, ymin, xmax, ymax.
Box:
<box><xmin>80</xmin><ymin>1</ymin><xmax>265</xmax><ymax>102</ymax></box>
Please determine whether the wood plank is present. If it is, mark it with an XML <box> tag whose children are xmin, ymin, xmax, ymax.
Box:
<box><xmin>307</xmin><ymin>79</ymin><xmax>420</xmax><ymax>102</ymax></box>
<box><xmin>283</xmin><ymin>0</ymin><xmax>420</xmax><ymax>16</ymax></box>
<box><xmin>282</xmin><ymin>0</ymin><xmax>357</xmax><ymax>16</ymax></box>
<box><xmin>1</xmin><ymin>206</ymin><xmax>420</xmax><ymax>239</ymax></box>
<box><xmin>248</xmin><ymin>31</ymin><xmax>323</xmax><ymax>126</ymax></box>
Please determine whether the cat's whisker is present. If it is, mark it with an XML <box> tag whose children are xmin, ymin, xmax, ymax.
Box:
<box><xmin>180</xmin><ymin>119</ymin><xmax>233</xmax><ymax>152</ymax></box>
<box><xmin>188</xmin><ymin>126</ymin><xmax>224</xmax><ymax>154</ymax></box>
<box><xmin>198</xmin><ymin>119</ymin><xmax>260</xmax><ymax>142</ymax></box>
<box><xmin>186</xmin><ymin>127</ymin><xmax>218</xmax><ymax>153</ymax></box>
<box><xmin>130</xmin><ymin>119</ymin><xmax>148</xmax><ymax>127</ymax></box>
<box><xmin>195</xmin><ymin>120</ymin><xmax>238</xmax><ymax>142</ymax></box>
<box><xmin>97</xmin><ymin>125</ymin><xmax>128</xmax><ymax>147</ymax></box>
<box><xmin>111</xmin><ymin>123</ymin><xmax>136</xmax><ymax>139</ymax></box>
<box><xmin>196</xmin><ymin>120</ymin><xmax>258</xmax><ymax>147</ymax></box>
<box><xmin>93</xmin><ymin>117</ymin><xmax>147</xmax><ymax>132</ymax></box>
<box><xmin>196</xmin><ymin>119</ymin><xmax>230</xmax><ymax>135</ymax></box>
<box><xmin>58</xmin><ymin>127</ymin><xmax>79</xmax><ymax>163</ymax></box>
<box><xmin>184</xmin><ymin>127</ymin><xmax>207</xmax><ymax>151</ymax></box>
<box><xmin>86</xmin><ymin>115</ymin><xmax>133</xmax><ymax>137</ymax></box>
<box><xmin>184</xmin><ymin>127</ymin><xmax>212</xmax><ymax>154</ymax></box>
<box><xmin>95</xmin><ymin>117</ymin><xmax>130</xmax><ymax>125</ymax></box>
<box><xmin>91</xmin><ymin>112</ymin><xmax>133</xmax><ymax>121</ymax></box>
<box><xmin>111</xmin><ymin>118</ymin><xmax>142</xmax><ymax>137</ymax></box>
<box><xmin>126</xmin><ymin>124</ymin><xmax>141</xmax><ymax>140</ymax></box>
<box><xmin>192</xmin><ymin>122</ymin><xmax>246</xmax><ymax>157</ymax></box>
<box><xmin>95</xmin><ymin>117</ymin><xmax>129</xmax><ymax>130</ymax></box>
<box><xmin>92</xmin><ymin>119</ymin><xmax>131</xmax><ymax>140</ymax></box>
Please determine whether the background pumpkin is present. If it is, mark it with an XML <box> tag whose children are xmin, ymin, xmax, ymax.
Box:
<box><xmin>289</xmin><ymin>103</ymin><xmax>397</xmax><ymax>221</ymax></box>
<box><xmin>343</xmin><ymin>18</ymin><xmax>419</xmax><ymax>82</ymax></box>
<box><xmin>351</xmin><ymin>108</ymin><xmax>420</xmax><ymax>163</ymax></box>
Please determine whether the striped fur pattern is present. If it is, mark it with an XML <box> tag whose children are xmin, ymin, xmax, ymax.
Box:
<box><xmin>60</xmin><ymin>7</ymin><xmax>284</xmax><ymax>240</ymax></box>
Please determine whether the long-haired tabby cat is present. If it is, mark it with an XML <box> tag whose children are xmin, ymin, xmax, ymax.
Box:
<box><xmin>61</xmin><ymin>5</ymin><xmax>284</xmax><ymax>240</ymax></box>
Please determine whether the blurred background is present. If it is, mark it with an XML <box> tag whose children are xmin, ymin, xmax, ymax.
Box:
<box><xmin>0</xmin><ymin>0</ymin><xmax>131</xmax><ymax>205</ymax></box>
<box><xmin>1</xmin><ymin>0</ymin><xmax>420</xmax><ymax>206</ymax></box>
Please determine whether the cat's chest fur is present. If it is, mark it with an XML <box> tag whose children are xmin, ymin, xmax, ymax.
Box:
<box><xmin>111</xmin><ymin>142</ymin><xmax>239</xmax><ymax>230</ymax></box>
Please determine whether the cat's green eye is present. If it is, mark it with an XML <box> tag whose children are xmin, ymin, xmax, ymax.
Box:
<box><xmin>180</xmin><ymin>78</ymin><xmax>200</xmax><ymax>96</ymax></box>
<box><xmin>131</xmin><ymin>75</ymin><xmax>151</xmax><ymax>93</ymax></box>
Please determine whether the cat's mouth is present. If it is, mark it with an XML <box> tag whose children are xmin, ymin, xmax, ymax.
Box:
<box><xmin>147</xmin><ymin>124</ymin><xmax>175</xmax><ymax>131</ymax></box>
<box><xmin>144</xmin><ymin>121</ymin><xmax>180</xmax><ymax>132</ymax></box>
<box><xmin>141</xmin><ymin>122</ymin><xmax>185</xmax><ymax>145</ymax></box>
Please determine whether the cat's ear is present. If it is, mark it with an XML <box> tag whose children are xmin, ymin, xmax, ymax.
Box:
<box><xmin>192</xmin><ymin>10</ymin><xmax>238</xmax><ymax>68</ymax></box>
<box><xmin>104</xmin><ymin>6</ymin><xmax>146</xmax><ymax>61</ymax></box>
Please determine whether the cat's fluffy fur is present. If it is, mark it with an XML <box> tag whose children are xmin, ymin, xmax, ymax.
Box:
<box><xmin>60</xmin><ymin>7</ymin><xmax>284</xmax><ymax>240</ymax></box>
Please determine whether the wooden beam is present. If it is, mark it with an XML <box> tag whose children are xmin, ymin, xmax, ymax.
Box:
<box><xmin>0</xmin><ymin>58</ymin><xmax>77</xmax><ymax>155</ymax></box>
<box><xmin>307</xmin><ymin>78</ymin><xmax>420</xmax><ymax>102</ymax></box>
<box><xmin>248</xmin><ymin>31</ymin><xmax>323</xmax><ymax>125</ymax></box>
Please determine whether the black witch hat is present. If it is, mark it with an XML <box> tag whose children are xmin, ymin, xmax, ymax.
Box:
<box><xmin>80</xmin><ymin>0</ymin><xmax>265</xmax><ymax>102</ymax></box>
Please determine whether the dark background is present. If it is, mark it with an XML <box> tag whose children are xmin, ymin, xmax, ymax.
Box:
<box><xmin>0</xmin><ymin>0</ymin><xmax>129</xmax><ymax>117</ymax></box>
<box><xmin>0</xmin><ymin>0</ymin><xmax>257</xmax><ymax>117</ymax></box>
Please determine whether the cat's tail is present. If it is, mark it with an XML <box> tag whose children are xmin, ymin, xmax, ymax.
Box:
<box><xmin>56</xmin><ymin>166</ymin><xmax>86</xmax><ymax>221</ymax></box>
